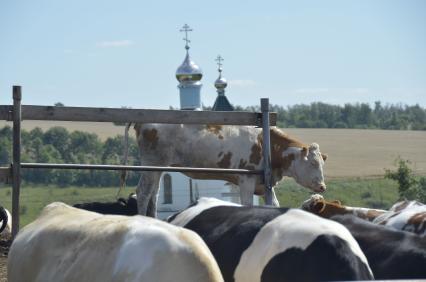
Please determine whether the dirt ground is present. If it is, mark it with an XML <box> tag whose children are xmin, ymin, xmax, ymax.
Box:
<box><xmin>0</xmin><ymin>240</ymin><xmax>10</xmax><ymax>282</ymax></box>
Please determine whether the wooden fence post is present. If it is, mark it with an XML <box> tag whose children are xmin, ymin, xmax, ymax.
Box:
<box><xmin>261</xmin><ymin>98</ymin><xmax>273</xmax><ymax>205</ymax></box>
<box><xmin>12</xmin><ymin>86</ymin><xmax>22</xmax><ymax>240</ymax></box>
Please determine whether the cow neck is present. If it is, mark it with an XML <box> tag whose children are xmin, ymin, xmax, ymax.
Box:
<box><xmin>267</xmin><ymin>128</ymin><xmax>306</xmax><ymax>168</ymax></box>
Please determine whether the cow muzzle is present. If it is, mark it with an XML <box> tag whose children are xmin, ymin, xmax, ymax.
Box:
<box><xmin>313</xmin><ymin>184</ymin><xmax>326</xmax><ymax>193</ymax></box>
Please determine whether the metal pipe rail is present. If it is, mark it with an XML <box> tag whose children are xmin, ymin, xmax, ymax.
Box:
<box><xmin>20</xmin><ymin>163</ymin><xmax>263</xmax><ymax>175</ymax></box>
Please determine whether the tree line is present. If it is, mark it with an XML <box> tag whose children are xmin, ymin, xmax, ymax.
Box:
<box><xmin>227</xmin><ymin>101</ymin><xmax>426</xmax><ymax>130</ymax></box>
<box><xmin>0</xmin><ymin>126</ymin><xmax>140</xmax><ymax>187</ymax></box>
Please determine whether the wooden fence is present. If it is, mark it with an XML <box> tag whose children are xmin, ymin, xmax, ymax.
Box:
<box><xmin>0</xmin><ymin>85</ymin><xmax>277</xmax><ymax>239</ymax></box>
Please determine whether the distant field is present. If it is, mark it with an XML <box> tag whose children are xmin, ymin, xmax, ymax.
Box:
<box><xmin>1</xmin><ymin>120</ymin><xmax>425</xmax><ymax>178</ymax></box>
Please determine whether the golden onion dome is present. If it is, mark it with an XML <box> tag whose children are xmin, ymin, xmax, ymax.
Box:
<box><xmin>176</xmin><ymin>52</ymin><xmax>203</xmax><ymax>83</ymax></box>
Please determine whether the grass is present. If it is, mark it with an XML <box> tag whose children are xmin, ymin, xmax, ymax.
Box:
<box><xmin>0</xmin><ymin>185</ymin><xmax>132</xmax><ymax>226</ymax></box>
<box><xmin>275</xmin><ymin>177</ymin><xmax>399</xmax><ymax>209</ymax></box>
<box><xmin>0</xmin><ymin>177</ymin><xmax>400</xmax><ymax>227</ymax></box>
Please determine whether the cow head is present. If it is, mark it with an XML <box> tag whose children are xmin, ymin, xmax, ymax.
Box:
<box><xmin>290</xmin><ymin>143</ymin><xmax>327</xmax><ymax>193</ymax></box>
<box><xmin>301</xmin><ymin>194</ymin><xmax>325</xmax><ymax>211</ymax></box>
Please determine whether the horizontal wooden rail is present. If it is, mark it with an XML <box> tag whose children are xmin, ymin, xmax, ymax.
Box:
<box><xmin>0</xmin><ymin>167</ymin><xmax>11</xmax><ymax>184</ymax></box>
<box><xmin>20</xmin><ymin>163</ymin><xmax>263</xmax><ymax>175</ymax></box>
<box><xmin>0</xmin><ymin>106</ymin><xmax>11</xmax><ymax>120</ymax></box>
<box><xmin>0</xmin><ymin>105</ymin><xmax>277</xmax><ymax>126</ymax></box>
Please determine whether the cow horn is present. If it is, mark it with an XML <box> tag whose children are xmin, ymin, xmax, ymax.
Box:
<box><xmin>309</xmin><ymin>143</ymin><xmax>319</xmax><ymax>152</ymax></box>
<box><xmin>312</xmin><ymin>200</ymin><xmax>326</xmax><ymax>214</ymax></box>
<box><xmin>0</xmin><ymin>206</ymin><xmax>8</xmax><ymax>234</ymax></box>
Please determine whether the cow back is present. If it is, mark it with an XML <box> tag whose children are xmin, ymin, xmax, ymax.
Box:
<box><xmin>332</xmin><ymin>214</ymin><xmax>426</xmax><ymax>279</ymax></box>
<box><xmin>8</xmin><ymin>202</ymin><xmax>223</xmax><ymax>282</ymax></box>
<box><xmin>171</xmin><ymin>201</ymin><xmax>373</xmax><ymax>282</ymax></box>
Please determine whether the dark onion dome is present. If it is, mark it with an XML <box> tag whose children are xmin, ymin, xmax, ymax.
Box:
<box><xmin>176</xmin><ymin>52</ymin><xmax>203</xmax><ymax>83</ymax></box>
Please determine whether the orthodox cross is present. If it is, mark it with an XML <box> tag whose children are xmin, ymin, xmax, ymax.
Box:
<box><xmin>215</xmin><ymin>55</ymin><xmax>224</xmax><ymax>73</ymax></box>
<box><xmin>180</xmin><ymin>24</ymin><xmax>193</xmax><ymax>50</ymax></box>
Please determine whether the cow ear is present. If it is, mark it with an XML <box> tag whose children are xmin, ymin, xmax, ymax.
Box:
<box><xmin>301</xmin><ymin>147</ymin><xmax>308</xmax><ymax>159</ymax></box>
<box><xmin>312</xmin><ymin>201</ymin><xmax>325</xmax><ymax>213</ymax></box>
<box><xmin>321</xmin><ymin>153</ymin><xmax>328</xmax><ymax>161</ymax></box>
<box><xmin>331</xmin><ymin>200</ymin><xmax>341</xmax><ymax>205</ymax></box>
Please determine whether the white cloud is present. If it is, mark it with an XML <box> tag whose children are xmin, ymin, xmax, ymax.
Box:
<box><xmin>96</xmin><ymin>40</ymin><xmax>134</xmax><ymax>48</ymax></box>
<box><xmin>229</xmin><ymin>79</ymin><xmax>257</xmax><ymax>87</ymax></box>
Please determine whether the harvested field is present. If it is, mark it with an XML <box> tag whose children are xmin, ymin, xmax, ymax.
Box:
<box><xmin>284</xmin><ymin>128</ymin><xmax>426</xmax><ymax>178</ymax></box>
<box><xmin>1</xmin><ymin>121</ymin><xmax>425</xmax><ymax>178</ymax></box>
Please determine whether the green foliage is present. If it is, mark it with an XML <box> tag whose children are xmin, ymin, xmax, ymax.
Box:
<box><xmin>233</xmin><ymin>102</ymin><xmax>426</xmax><ymax>130</ymax></box>
<box><xmin>0</xmin><ymin>126</ymin><xmax>141</xmax><ymax>187</ymax></box>
<box><xmin>385</xmin><ymin>158</ymin><xmax>426</xmax><ymax>202</ymax></box>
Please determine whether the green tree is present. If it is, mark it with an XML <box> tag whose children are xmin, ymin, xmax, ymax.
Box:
<box><xmin>385</xmin><ymin>158</ymin><xmax>426</xmax><ymax>202</ymax></box>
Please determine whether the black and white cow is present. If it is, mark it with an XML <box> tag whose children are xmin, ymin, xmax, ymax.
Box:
<box><xmin>73</xmin><ymin>193</ymin><xmax>138</xmax><ymax>215</ymax></box>
<box><xmin>331</xmin><ymin>214</ymin><xmax>426</xmax><ymax>280</ymax></box>
<box><xmin>168</xmin><ymin>198</ymin><xmax>373</xmax><ymax>282</ymax></box>
<box><xmin>0</xmin><ymin>206</ymin><xmax>11</xmax><ymax>239</ymax></box>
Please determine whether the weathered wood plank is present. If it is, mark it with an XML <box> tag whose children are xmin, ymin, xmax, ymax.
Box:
<box><xmin>19</xmin><ymin>105</ymin><xmax>276</xmax><ymax>126</ymax></box>
<box><xmin>0</xmin><ymin>105</ymin><xmax>12</xmax><ymax>121</ymax></box>
<box><xmin>261</xmin><ymin>98</ymin><xmax>273</xmax><ymax>205</ymax></box>
<box><xmin>0</xmin><ymin>167</ymin><xmax>11</xmax><ymax>184</ymax></box>
<box><xmin>12</xmin><ymin>86</ymin><xmax>22</xmax><ymax>239</ymax></box>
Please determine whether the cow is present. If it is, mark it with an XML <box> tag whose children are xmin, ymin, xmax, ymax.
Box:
<box><xmin>168</xmin><ymin>197</ymin><xmax>373</xmax><ymax>282</ymax></box>
<box><xmin>302</xmin><ymin>195</ymin><xmax>426</xmax><ymax>235</ymax></box>
<box><xmin>0</xmin><ymin>206</ymin><xmax>11</xmax><ymax>239</ymax></box>
<box><xmin>331</xmin><ymin>214</ymin><xmax>426</xmax><ymax>279</ymax></box>
<box><xmin>301</xmin><ymin>194</ymin><xmax>387</xmax><ymax>221</ymax></box>
<box><xmin>8</xmin><ymin>202</ymin><xmax>223</xmax><ymax>282</ymax></box>
<box><xmin>373</xmin><ymin>200</ymin><xmax>426</xmax><ymax>235</ymax></box>
<box><xmin>133</xmin><ymin>124</ymin><xmax>327</xmax><ymax>217</ymax></box>
<box><xmin>73</xmin><ymin>193</ymin><xmax>138</xmax><ymax>215</ymax></box>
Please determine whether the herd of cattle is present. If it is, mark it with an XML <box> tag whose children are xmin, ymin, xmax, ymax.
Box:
<box><xmin>1</xmin><ymin>125</ymin><xmax>426</xmax><ymax>281</ymax></box>
<box><xmin>2</xmin><ymin>194</ymin><xmax>425</xmax><ymax>281</ymax></box>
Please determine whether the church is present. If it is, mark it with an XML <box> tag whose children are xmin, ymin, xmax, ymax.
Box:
<box><xmin>156</xmin><ymin>25</ymin><xmax>258</xmax><ymax>219</ymax></box>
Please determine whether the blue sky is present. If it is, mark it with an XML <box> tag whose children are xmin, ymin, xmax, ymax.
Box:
<box><xmin>1</xmin><ymin>0</ymin><xmax>425</xmax><ymax>109</ymax></box>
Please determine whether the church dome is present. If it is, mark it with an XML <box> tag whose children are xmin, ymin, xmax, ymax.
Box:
<box><xmin>214</xmin><ymin>74</ymin><xmax>227</xmax><ymax>90</ymax></box>
<box><xmin>176</xmin><ymin>52</ymin><xmax>203</xmax><ymax>83</ymax></box>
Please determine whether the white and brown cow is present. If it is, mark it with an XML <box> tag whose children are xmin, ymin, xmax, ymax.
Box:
<box><xmin>302</xmin><ymin>195</ymin><xmax>426</xmax><ymax>236</ymax></box>
<box><xmin>8</xmin><ymin>202</ymin><xmax>223</xmax><ymax>282</ymax></box>
<box><xmin>301</xmin><ymin>194</ymin><xmax>387</xmax><ymax>222</ymax></box>
<box><xmin>134</xmin><ymin>124</ymin><xmax>327</xmax><ymax>217</ymax></box>
<box><xmin>373</xmin><ymin>200</ymin><xmax>426</xmax><ymax>235</ymax></box>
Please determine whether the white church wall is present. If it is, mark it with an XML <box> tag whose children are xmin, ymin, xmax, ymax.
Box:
<box><xmin>157</xmin><ymin>172</ymin><xmax>259</xmax><ymax>219</ymax></box>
